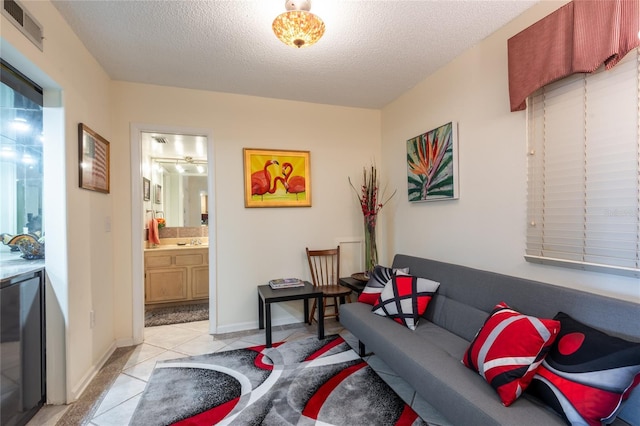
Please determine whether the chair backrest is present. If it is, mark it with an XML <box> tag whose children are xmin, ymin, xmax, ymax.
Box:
<box><xmin>306</xmin><ymin>246</ymin><xmax>340</xmax><ymax>287</ymax></box>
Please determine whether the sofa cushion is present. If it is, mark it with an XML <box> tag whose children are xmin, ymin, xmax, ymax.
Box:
<box><xmin>371</xmin><ymin>275</ymin><xmax>439</xmax><ymax>330</ymax></box>
<box><xmin>426</xmin><ymin>295</ymin><xmax>489</xmax><ymax>342</ymax></box>
<box><xmin>463</xmin><ymin>302</ymin><xmax>560</xmax><ymax>406</ymax></box>
<box><xmin>340</xmin><ymin>302</ymin><xmax>568</xmax><ymax>425</ymax></box>
<box><xmin>527</xmin><ymin>312</ymin><xmax>640</xmax><ymax>426</ymax></box>
<box><xmin>358</xmin><ymin>265</ymin><xmax>409</xmax><ymax>305</ymax></box>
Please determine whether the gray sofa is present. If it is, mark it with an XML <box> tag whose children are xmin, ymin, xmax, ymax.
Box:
<box><xmin>340</xmin><ymin>254</ymin><xmax>640</xmax><ymax>426</ymax></box>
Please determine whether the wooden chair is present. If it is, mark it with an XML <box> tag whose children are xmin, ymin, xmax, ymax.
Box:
<box><xmin>306</xmin><ymin>246</ymin><xmax>352</xmax><ymax>323</ymax></box>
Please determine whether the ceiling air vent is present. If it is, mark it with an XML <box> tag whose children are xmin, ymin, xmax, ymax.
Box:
<box><xmin>152</xmin><ymin>136</ymin><xmax>168</xmax><ymax>144</ymax></box>
<box><xmin>2</xmin><ymin>0</ymin><xmax>43</xmax><ymax>51</ymax></box>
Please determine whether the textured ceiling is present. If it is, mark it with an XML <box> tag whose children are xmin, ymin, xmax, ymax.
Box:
<box><xmin>51</xmin><ymin>0</ymin><xmax>539</xmax><ymax>109</ymax></box>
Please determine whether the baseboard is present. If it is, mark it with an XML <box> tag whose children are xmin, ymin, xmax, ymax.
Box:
<box><xmin>116</xmin><ymin>337</ymin><xmax>136</xmax><ymax>347</ymax></box>
<box><xmin>68</xmin><ymin>341</ymin><xmax>117</xmax><ymax>402</ymax></box>
<box><xmin>215</xmin><ymin>321</ymin><xmax>256</xmax><ymax>334</ymax></box>
<box><xmin>215</xmin><ymin>316</ymin><xmax>301</xmax><ymax>335</ymax></box>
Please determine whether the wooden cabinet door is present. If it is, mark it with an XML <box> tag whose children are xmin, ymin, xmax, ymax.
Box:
<box><xmin>145</xmin><ymin>268</ymin><xmax>188</xmax><ymax>303</ymax></box>
<box><xmin>191</xmin><ymin>266</ymin><xmax>209</xmax><ymax>299</ymax></box>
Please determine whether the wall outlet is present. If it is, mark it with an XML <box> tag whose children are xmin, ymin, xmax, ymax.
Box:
<box><xmin>90</xmin><ymin>310</ymin><xmax>95</xmax><ymax>329</ymax></box>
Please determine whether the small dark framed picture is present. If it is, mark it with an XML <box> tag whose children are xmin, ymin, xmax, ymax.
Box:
<box><xmin>143</xmin><ymin>178</ymin><xmax>151</xmax><ymax>201</ymax></box>
<box><xmin>154</xmin><ymin>184</ymin><xmax>162</xmax><ymax>204</ymax></box>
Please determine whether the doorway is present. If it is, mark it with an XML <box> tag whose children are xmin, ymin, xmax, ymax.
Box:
<box><xmin>130</xmin><ymin>124</ymin><xmax>216</xmax><ymax>344</ymax></box>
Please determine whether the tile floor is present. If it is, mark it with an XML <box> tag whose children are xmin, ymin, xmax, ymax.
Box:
<box><xmin>27</xmin><ymin>320</ymin><xmax>451</xmax><ymax>426</ymax></box>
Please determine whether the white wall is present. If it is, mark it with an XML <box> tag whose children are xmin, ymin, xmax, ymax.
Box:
<box><xmin>110</xmin><ymin>82</ymin><xmax>380</xmax><ymax>335</ymax></box>
<box><xmin>381</xmin><ymin>0</ymin><xmax>639</xmax><ymax>303</ymax></box>
<box><xmin>1</xmin><ymin>1</ymin><xmax>114</xmax><ymax>402</ymax></box>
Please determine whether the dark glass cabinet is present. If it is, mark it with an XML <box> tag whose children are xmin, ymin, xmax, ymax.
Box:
<box><xmin>1</xmin><ymin>269</ymin><xmax>45</xmax><ymax>426</ymax></box>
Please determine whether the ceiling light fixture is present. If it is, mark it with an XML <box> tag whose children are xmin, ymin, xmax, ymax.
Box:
<box><xmin>22</xmin><ymin>153</ymin><xmax>35</xmax><ymax>165</ymax></box>
<box><xmin>11</xmin><ymin>117</ymin><xmax>30</xmax><ymax>132</ymax></box>
<box><xmin>1</xmin><ymin>147</ymin><xmax>16</xmax><ymax>159</ymax></box>
<box><xmin>272</xmin><ymin>0</ymin><xmax>325</xmax><ymax>48</ymax></box>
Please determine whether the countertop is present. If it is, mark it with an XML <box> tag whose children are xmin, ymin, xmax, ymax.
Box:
<box><xmin>0</xmin><ymin>249</ymin><xmax>45</xmax><ymax>282</ymax></box>
<box><xmin>144</xmin><ymin>244</ymin><xmax>209</xmax><ymax>252</ymax></box>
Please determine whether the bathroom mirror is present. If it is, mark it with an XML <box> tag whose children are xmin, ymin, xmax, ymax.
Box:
<box><xmin>156</xmin><ymin>159</ymin><xmax>207</xmax><ymax>227</ymax></box>
<box><xmin>141</xmin><ymin>133</ymin><xmax>208</xmax><ymax>228</ymax></box>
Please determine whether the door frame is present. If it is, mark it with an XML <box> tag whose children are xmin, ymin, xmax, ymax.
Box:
<box><xmin>130</xmin><ymin>123</ymin><xmax>216</xmax><ymax>343</ymax></box>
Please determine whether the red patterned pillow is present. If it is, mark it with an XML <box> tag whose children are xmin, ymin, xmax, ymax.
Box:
<box><xmin>358</xmin><ymin>265</ymin><xmax>409</xmax><ymax>305</ymax></box>
<box><xmin>371</xmin><ymin>275</ymin><xmax>439</xmax><ymax>330</ymax></box>
<box><xmin>462</xmin><ymin>302</ymin><xmax>560</xmax><ymax>406</ymax></box>
<box><xmin>527</xmin><ymin>312</ymin><xmax>640</xmax><ymax>426</ymax></box>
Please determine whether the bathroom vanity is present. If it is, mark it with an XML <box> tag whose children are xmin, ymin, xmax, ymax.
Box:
<box><xmin>143</xmin><ymin>245</ymin><xmax>209</xmax><ymax>306</ymax></box>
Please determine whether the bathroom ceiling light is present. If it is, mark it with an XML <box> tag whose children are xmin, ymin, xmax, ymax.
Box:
<box><xmin>273</xmin><ymin>0</ymin><xmax>325</xmax><ymax>48</ymax></box>
<box><xmin>11</xmin><ymin>117</ymin><xmax>30</xmax><ymax>132</ymax></box>
<box><xmin>1</xmin><ymin>147</ymin><xmax>16</xmax><ymax>159</ymax></box>
<box><xmin>22</xmin><ymin>153</ymin><xmax>35</xmax><ymax>165</ymax></box>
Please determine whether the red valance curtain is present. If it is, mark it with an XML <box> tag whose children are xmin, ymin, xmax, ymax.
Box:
<box><xmin>508</xmin><ymin>0</ymin><xmax>640</xmax><ymax>112</ymax></box>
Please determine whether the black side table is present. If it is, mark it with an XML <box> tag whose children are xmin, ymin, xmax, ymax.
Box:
<box><xmin>339</xmin><ymin>277</ymin><xmax>367</xmax><ymax>294</ymax></box>
<box><xmin>257</xmin><ymin>282</ymin><xmax>324</xmax><ymax>348</ymax></box>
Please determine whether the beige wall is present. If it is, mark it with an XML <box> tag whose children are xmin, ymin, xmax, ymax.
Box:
<box><xmin>3</xmin><ymin>0</ymin><xmax>379</xmax><ymax>400</ymax></box>
<box><xmin>381</xmin><ymin>0</ymin><xmax>639</xmax><ymax>302</ymax></box>
<box><xmin>110</xmin><ymin>82</ymin><xmax>381</xmax><ymax>335</ymax></box>
<box><xmin>1</xmin><ymin>1</ymin><xmax>114</xmax><ymax>402</ymax></box>
<box><xmin>2</xmin><ymin>0</ymin><xmax>637</xmax><ymax>407</ymax></box>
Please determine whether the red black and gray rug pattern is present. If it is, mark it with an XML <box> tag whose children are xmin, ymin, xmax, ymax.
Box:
<box><xmin>130</xmin><ymin>335</ymin><xmax>428</xmax><ymax>425</ymax></box>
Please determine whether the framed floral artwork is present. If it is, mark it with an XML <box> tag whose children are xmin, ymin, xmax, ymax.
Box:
<box><xmin>243</xmin><ymin>148</ymin><xmax>311</xmax><ymax>208</ymax></box>
<box><xmin>407</xmin><ymin>121</ymin><xmax>459</xmax><ymax>202</ymax></box>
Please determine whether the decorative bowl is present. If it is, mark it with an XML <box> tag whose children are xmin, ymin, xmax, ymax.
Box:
<box><xmin>1</xmin><ymin>233</ymin><xmax>20</xmax><ymax>251</ymax></box>
<box><xmin>8</xmin><ymin>234</ymin><xmax>45</xmax><ymax>260</ymax></box>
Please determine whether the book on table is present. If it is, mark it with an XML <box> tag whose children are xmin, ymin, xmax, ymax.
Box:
<box><xmin>269</xmin><ymin>278</ymin><xmax>305</xmax><ymax>289</ymax></box>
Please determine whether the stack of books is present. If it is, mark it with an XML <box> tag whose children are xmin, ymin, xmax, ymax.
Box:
<box><xmin>269</xmin><ymin>278</ymin><xmax>305</xmax><ymax>289</ymax></box>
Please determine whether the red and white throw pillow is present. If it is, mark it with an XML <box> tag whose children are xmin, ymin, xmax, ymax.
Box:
<box><xmin>527</xmin><ymin>312</ymin><xmax>640</xmax><ymax>426</ymax></box>
<box><xmin>358</xmin><ymin>265</ymin><xmax>409</xmax><ymax>305</ymax></box>
<box><xmin>462</xmin><ymin>302</ymin><xmax>560</xmax><ymax>406</ymax></box>
<box><xmin>371</xmin><ymin>275</ymin><xmax>439</xmax><ymax>330</ymax></box>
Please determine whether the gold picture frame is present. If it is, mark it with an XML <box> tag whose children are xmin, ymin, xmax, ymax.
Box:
<box><xmin>78</xmin><ymin>123</ymin><xmax>110</xmax><ymax>193</ymax></box>
<box><xmin>243</xmin><ymin>148</ymin><xmax>311</xmax><ymax>208</ymax></box>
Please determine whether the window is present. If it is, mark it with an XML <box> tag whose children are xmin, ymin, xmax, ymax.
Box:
<box><xmin>0</xmin><ymin>59</ymin><xmax>44</xmax><ymax>237</ymax></box>
<box><xmin>526</xmin><ymin>49</ymin><xmax>639</xmax><ymax>277</ymax></box>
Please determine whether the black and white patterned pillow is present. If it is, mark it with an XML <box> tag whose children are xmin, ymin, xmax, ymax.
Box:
<box><xmin>358</xmin><ymin>265</ymin><xmax>409</xmax><ymax>305</ymax></box>
<box><xmin>371</xmin><ymin>275</ymin><xmax>440</xmax><ymax>330</ymax></box>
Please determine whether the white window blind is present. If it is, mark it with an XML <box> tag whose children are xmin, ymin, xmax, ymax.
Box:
<box><xmin>526</xmin><ymin>48</ymin><xmax>640</xmax><ymax>277</ymax></box>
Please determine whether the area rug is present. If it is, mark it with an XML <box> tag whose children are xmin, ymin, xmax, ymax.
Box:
<box><xmin>130</xmin><ymin>335</ymin><xmax>428</xmax><ymax>425</ymax></box>
<box><xmin>145</xmin><ymin>303</ymin><xmax>209</xmax><ymax>327</ymax></box>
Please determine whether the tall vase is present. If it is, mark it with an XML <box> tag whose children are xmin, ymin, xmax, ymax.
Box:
<box><xmin>364</xmin><ymin>218</ymin><xmax>378</xmax><ymax>275</ymax></box>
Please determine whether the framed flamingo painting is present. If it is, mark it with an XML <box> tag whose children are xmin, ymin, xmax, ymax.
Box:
<box><xmin>243</xmin><ymin>148</ymin><xmax>311</xmax><ymax>208</ymax></box>
<box><xmin>407</xmin><ymin>121</ymin><xmax>459</xmax><ymax>202</ymax></box>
